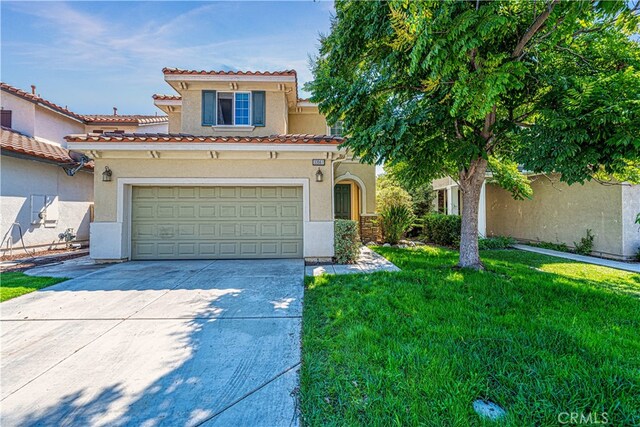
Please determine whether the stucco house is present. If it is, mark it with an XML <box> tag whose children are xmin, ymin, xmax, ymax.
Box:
<box><xmin>432</xmin><ymin>174</ymin><xmax>640</xmax><ymax>260</ymax></box>
<box><xmin>0</xmin><ymin>83</ymin><xmax>168</xmax><ymax>255</ymax></box>
<box><xmin>66</xmin><ymin>68</ymin><xmax>377</xmax><ymax>262</ymax></box>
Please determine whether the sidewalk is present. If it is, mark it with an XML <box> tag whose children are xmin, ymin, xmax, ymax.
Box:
<box><xmin>513</xmin><ymin>244</ymin><xmax>640</xmax><ymax>274</ymax></box>
<box><xmin>306</xmin><ymin>246</ymin><xmax>400</xmax><ymax>276</ymax></box>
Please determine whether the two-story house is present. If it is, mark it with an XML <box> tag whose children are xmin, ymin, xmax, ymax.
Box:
<box><xmin>0</xmin><ymin>83</ymin><xmax>168</xmax><ymax>255</ymax></box>
<box><xmin>66</xmin><ymin>68</ymin><xmax>377</xmax><ymax>262</ymax></box>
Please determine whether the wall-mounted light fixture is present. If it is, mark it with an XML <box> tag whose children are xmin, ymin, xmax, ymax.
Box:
<box><xmin>315</xmin><ymin>168</ymin><xmax>324</xmax><ymax>182</ymax></box>
<box><xmin>102</xmin><ymin>166</ymin><xmax>113</xmax><ymax>182</ymax></box>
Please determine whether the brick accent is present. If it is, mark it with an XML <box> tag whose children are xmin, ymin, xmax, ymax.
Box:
<box><xmin>359</xmin><ymin>214</ymin><xmax>381</xmax><ymax>243</ymax></box>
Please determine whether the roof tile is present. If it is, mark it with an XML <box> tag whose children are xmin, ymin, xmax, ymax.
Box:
<box><xmin>162</xmin><ymin>68</ymin><xmax>297</xmax><ymax>77</ymax></box>
<box><xmin>1</xmin><ymin>127</ymin><xmax>93</xmax><ymax>168</ymax></box>
<box><xmin>66</xmin><ymin>132</ymin><xmax>343</xmax><ymax>145</ymax></box>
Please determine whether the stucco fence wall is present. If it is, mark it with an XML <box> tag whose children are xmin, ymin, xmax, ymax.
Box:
<box><xmin>0</xmin><ymin>156</ymin><xmax>93</xmax><ymax>254</ymax></box>
<box><xmin>89</xmin><ymin>155</ymin><xmax>347</xmax><ymax>261</ymax></box>
<box><xmin>486</xmin><ymin>175</ymin><xmax>639</xmax><ymax>259</ymax></box>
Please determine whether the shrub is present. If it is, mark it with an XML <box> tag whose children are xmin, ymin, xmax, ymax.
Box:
<box><xmin>376</xmin><ymin>174</ymin><xmax>413</xmax><ymax>213</ymax></box>
<box><xmin>478</xmin><ymin>236</ymin><xmax>516</xmax><ymax>250</ymax></box>
<box><xmin>379</xmin><ymin>204</ymin><xmax>415</xmax><ymax>244</ymax></box>
<box><xmin>334</xmin><ymin>219</ymin><xmax>360</xmax><ymax>264</ymax></box>
<box><xmin>574</xmin><ymin>229</ymin><xmax>595</xmax><ymax>256</ymax></box>
<box><xmin>422</xmin><ymin>213</ymin><xmax>461</xmax><ymax>247</ymax></box>
<box><xmin>530</xmin><ymin>241</ymin><xmax>570</xmax><ymax>252</ymax></box>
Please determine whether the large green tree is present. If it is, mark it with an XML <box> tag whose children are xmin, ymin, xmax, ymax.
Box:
<box><xmin>308</xmin><ymin>0</ymin><xmax>640</xmax><ymax>269</ymax></box>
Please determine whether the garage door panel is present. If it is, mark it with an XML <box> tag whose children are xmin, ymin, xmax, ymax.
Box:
<box><xmin>131</xmin><ymin>186</ymin><xmax>303</xmax><ymax>260</ymax></box>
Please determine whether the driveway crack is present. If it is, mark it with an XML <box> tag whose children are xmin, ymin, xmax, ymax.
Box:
<box><xmin>195</xmin><ymin>362</ymin><xmax>301</xmax><ymax>427</ymax></box>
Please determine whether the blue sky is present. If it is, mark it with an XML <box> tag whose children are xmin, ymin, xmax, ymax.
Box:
<box><xmin>1</xmin><ymin>1</ymin><xmax>334</xmax><ymax>115</ymax></box>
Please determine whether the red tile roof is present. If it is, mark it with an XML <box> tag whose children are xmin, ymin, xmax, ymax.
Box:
<box><xmin>83</xmin><ymin>115</ymin><xmax>169</xmax><ymax>125</ymax></box>
<box><xmin>66</xmin><ymin>132</ymin><xmax>343</xmax><ymax>145</ymax></box>
<box><xmin>152</xmin><ymin>94</ymin><xmax>182</xmax><ymax>101</ymax></box>
<box><xmin>1</xmin><ymin>127</ymin><xmax>93</xmax><ymax>168</ymax></box>
<box><xmin>162</xmin><ymin>68</ymin><xmax>297</xmax><ymax>77</ymax></box>
<box><xmin>1</xmin><ymin>82</ymin><xmax>85</xmax><ymax>122</ymax></box>
<box><xmin>1</xmin><ymin>82</ymin><xmax>168</xmax><ymax>126</ymax></box>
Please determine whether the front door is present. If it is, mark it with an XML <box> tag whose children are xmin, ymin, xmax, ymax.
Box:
<box><xmin>334</xmin><ymin>184</ymin><xmax>351</xmax><ymax>220</ymax></box>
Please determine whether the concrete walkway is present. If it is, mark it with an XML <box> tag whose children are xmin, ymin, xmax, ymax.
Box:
<box><xmin>514</xmin><ymin>244</ymin><xmax>640</xmax><ymax>273</ymax></box>
<box><xmin>1</xmin><ymin>259</ymin><xmax>303</xmax><ymax>427</ymax></box>
<box><xmin>306</xmin><ymin>246</ymin><xmax>400</xmax><ymax>276</ymax></box>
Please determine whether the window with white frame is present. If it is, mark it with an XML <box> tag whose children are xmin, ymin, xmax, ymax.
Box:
<box><xmin>217</xmin><ymin>92</ymin><xmax>251</xmax><ymax>126</ymax></box>
<box><xmin>329</xmin><ymin>120</ymin><xmax>344</xmax><ymax>137</ymax></box>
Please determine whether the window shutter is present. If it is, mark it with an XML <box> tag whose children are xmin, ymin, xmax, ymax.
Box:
<box><xmin>202</xmin><ymin>91</ymin><xmax>216</xmax><ymax>126</ymax></box>
<box><xmin>252</xmin><ymin>91</ymin><xmax>266</xmax><ymax>127</ymax></box>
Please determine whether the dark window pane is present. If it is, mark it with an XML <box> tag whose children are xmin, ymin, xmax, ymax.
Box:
<box><xmin>217</xmin><ymin>93</ymin><xmax>233</xmax><ymax>125</ymax></box>
<box><xmin>1</xmin><ymin>110</ymin><xmax>12</xmax><ymax>128</ymax></box>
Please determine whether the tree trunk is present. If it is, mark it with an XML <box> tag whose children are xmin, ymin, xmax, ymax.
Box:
<box><xmin>458</xmin><ymin>157</ymin><xmax>488</xmax><ymax>270</ymax></box>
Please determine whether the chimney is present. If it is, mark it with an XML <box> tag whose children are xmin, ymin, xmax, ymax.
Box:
<box><xmin>31</xmin><ymin>85</ymin><xmax>36</xmax><ymax>95</ymax></box>
<box><xmin>113</xmin><ymin>107</ymin><xmax>118</xmax><ymax>116</ymax></box>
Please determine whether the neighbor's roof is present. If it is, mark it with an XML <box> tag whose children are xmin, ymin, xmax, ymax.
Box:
<box><xmin>0</xmin><ymin>82</ymin><xmax>85</xmax><ymax>122</ymax></box>
<box><xmin>152</xmin><ymin>94</ymin><xmax>182</xmax><ymax>101</ymax></box>
<box><xmin>1</xmin><ymin>126</ymin><xmax>93</xmax><ymax>168</ymax></box>
<box><xmin>162</xmin><ymin>68</ymin><xmax>297</xmax><ymax>77</ymax></box>
<box><xmin>83</xmin><ymin>114</ymin><xmax>169</xmax><ymax>125</ymax></box>
<box><xmin>65</xmin><ymin>132</ymin><xmax>343</xmax><ymax>145</ymax></box>
<box><xmin>1</xmin><ymin>82</ymin><xmax>168</xmax><ymax>126</ymax></box>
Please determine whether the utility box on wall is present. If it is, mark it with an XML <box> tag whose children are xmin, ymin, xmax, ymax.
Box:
<box><xmin>30</xmin><ymin>195</ymin><xmax>59</xmax><ymax>228</ymax></box>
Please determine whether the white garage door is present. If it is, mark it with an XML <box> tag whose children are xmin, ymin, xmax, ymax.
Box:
<box><xmin>131</xmin><ymin>186</ymin><xmax>303</xmax><ymax>260</ymax></box>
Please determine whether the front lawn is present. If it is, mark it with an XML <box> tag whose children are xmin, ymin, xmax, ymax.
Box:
<box><xmin>301</xmin><ymin>246</ymin><xmax>640</xmax><ymax>426</ymax></box>
<box><xmin>0</xmin><ymin>272</ymin><xmax>67</xmax><ymax>302</ymax></box>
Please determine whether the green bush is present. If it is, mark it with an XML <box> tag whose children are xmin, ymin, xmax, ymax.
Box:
<box><xmin>530</xmin><ymin>241</ymin><xmax>570</xmax><ymax>252</ymax></box>
<box><xmin>379</xmin><ymin>204</ymin><xmax>415</xmax><ymax>244</ymax></box>
<box><xmin>334</xmin><ymin>219</ymin><xmax>360</xmax><ymax>264</ymax></box>
<box><xmin>422</xmin><ymin>214</ymin><xmax>461</xmax><ymax>247</ymax></box>
<box><xmin>478</xmin><ymin>236</ymin><xmax>516</xmax><ymax>250</ymax></box>
<box><xmin>574</xmin><ymin>229</ymin><xmax>595</xmax><ymax>255</ymax></box>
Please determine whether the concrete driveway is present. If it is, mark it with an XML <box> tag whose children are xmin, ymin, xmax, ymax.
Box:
<box><xmin>1</xmin><ymin>259</ymin><xmax>304</xmax><ymax>427</ymax></box>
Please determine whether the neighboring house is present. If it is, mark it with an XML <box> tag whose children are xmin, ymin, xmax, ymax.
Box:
<box><xmin>432</xmin><ymin>174</ymin><xmax>640</xmax><ymax>260</ymax></box>
<box><xmin>66</xmin><ymin>67</ymin><xmax>377</xmax><ymax>262</ymax></box>
<box><xmin>0</xmin><ymin>83</ymin><xmax>168</xmax><ymax>255</ymax></box>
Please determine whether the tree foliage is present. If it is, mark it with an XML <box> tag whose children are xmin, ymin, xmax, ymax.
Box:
<box><xmin>308</xmin><ymin>0</ymin><xmax>640</xmax><ymax>268</ymax></box>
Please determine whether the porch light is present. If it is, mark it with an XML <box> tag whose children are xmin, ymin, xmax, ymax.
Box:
<box><xmin>102</xmin><ymin>166</ymin><xmax>113</xmax><ymax>182</ymax></box>
<box><xmin>315</xmin><ymin>168</ymin><xmax>324</xmax><ymax>182</ymax></box>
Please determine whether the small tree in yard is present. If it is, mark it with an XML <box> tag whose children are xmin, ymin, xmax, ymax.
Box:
<box><xmin>308</xmin><ymin>0</ymin><xmax>640</xmax><ymax>269</ymax></box>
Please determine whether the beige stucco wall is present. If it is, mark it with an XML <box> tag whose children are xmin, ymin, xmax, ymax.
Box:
<box><xmin>34</xmin><ymin>107</ymin><xmax>85</xmax><ymax>147</ymax></box>
<box><xmin>335</xmin><ymin>161</ymin><xmax>376</xmax><ymax>214</ymax></box>
<box><xmin>1</xmin><ymin>92</ymin><xmax>85</xmax><ymax>147</ymax></box>
<box><xmin>84</xmin><ymin>122</ymin><xmax>168</xmax><ymax>134</ymax></box>
<box><xmin>1</xmin><ymin>93</ymin><xmax>36</xmax><ymax>137</ymax></box>
<box><xmin>92</xmin><ymin>154</ymin><xmax>334</xmax><ymax>223</ymax></box>
<box><xmin>288</xmin><ymin>108</ymin><xmax>328</xmax><ymax>135</ymax></box>
<box><xmin>1</xmin><ymin>155</ymin><xmax>93</xmax><ymax>252</ymax></box>
<box><xmin>179</xmin><ymin>82</ymin><xmax>288</xmax><ymax>136</ymax></box>
<box><xmin>167</xmin><ymin>112</ymin><xmax>181</xmax><ymax>133</ymax></box>
<box><xmin>486</xmin><ymin>175</ymin><xmax>625</xmax><ymax>257</ymax></box>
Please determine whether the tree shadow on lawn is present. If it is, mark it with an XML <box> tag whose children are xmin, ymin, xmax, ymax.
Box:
<box><xmin>302</xmin><ymin>256</ymin><xmax>640</xmax><ymax>426</ymax></box>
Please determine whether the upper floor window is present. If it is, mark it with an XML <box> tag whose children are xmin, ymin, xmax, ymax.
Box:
<box><xmin>1</xmin><ymin>109</ymin><xmax>12</xmax><ymax>128</ymax></box>
<box><xmin>329</xmin><ymin>120</ymin><xmax>344</xmax><ymax>137</ymax></box>
<box><xmin>202</xmin><ymin>90</ymin><xmax>265</xmax><ymax>127</ymax></box>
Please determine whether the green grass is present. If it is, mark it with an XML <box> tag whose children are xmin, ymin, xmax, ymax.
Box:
<box><xmin>301</xmin><ymin>246</ymin><xmax>640</xmax><ymax>426</ymax></box>
<box><xmin>0</xmin><ymin>272</ymin><xmax>67</xmax><ymax>302</ymax></box>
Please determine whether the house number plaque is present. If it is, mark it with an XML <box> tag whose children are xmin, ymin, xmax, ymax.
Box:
<box><xmin>312</xmin><ymin>159</ymin><xmax>325</xmax><ymax>166</ymax></box>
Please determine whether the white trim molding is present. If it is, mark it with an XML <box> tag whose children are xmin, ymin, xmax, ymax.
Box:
<box><xmin>67</xmin><ymin>142</ymin><xmax>342</xmax><ymax>153</ymax></box>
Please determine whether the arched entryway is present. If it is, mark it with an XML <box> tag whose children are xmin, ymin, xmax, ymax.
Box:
<box><xmin>334</xmin><ymin>174</ymin><xmax>367</xmax><ymax>222</ymax></box>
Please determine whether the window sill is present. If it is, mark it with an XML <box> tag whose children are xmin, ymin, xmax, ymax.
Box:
<box><xmin>212</xmin><ymin>125</ymin><xmax>255</xmax><ymax>132</ymax></box>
